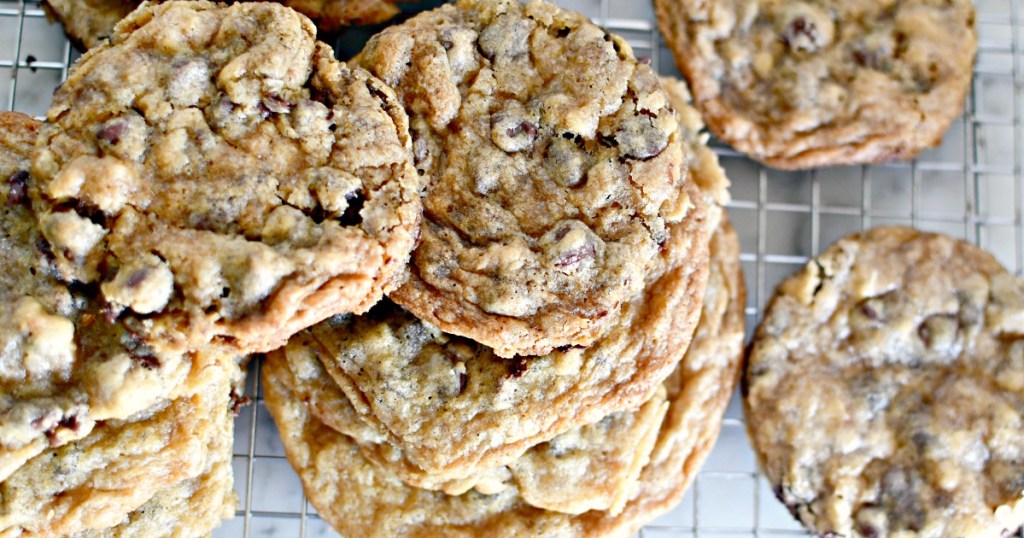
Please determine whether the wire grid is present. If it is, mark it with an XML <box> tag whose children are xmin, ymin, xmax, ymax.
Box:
<box><xmin>3</xmin><ymin>0</ymin><xmax>1022</xmax><ymax>536</ymax></box>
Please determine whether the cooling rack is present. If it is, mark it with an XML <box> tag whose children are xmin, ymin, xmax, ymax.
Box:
<box><xmin>3</xmin><ymin>0</ymin><xmax>1021</xmax><ymax>536</ymax></box>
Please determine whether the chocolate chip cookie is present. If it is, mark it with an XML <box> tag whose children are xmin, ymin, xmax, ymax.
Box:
<box><xmin>44</xmin><ymin>0</ymin><xmax>409</xmax><ymax>50</ymax></box>
<box><xmin>656</xmin><ymin>0</ymin><xmax>977</xmax><ymax>169</ymax></box>
<box><xmin>301</xmin><ymin>182</ymin><xmax>708</xmax><ymax>483</ymax></box>
<box><xmin>262</xmin><ymin>213</ymin><xmax>746</xmax><ymax>537</ymax></box>
<box><xmin>32</xmin><ymin>1</ymin><xmax>421</xmax><ymax>355</ymax></box>
<box><xmin>0</xmin><ymin>362</ymin><xmax>235</xmax><ymax>536</ymax></box>
<box><xmin>357</xmin><ymin>0</ymin><xmax>699</xmax><ymax>357</ymax></box>
<box><xmin>745</xmin><ymin>227</ymin><xmax>1024</xmax><ymax>536</ymax></box>
<box><xmin>0</xmin><ymin>111</ymin><xmax>230</xmax><ymax>484</ymax></box>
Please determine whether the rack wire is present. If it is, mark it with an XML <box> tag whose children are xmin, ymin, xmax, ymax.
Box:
<box><xmin>4</xmin><ymin>0</ymin><xmax>1022</xmax><ymax>536</ymax></box>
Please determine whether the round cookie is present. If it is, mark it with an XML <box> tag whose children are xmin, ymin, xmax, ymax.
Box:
<box><xmin>31</xmin><ymin>1</ymin><xmax>421</xmax><ymax>355</ymax></box>
<box><xmin>357</xmin><ymin>0</ymin><xmax>699</xmax><ymax>357</ymax></box>
<box><xmin>262</xmin><ymin>215</ymin><xmax>746</xmax><ymax>537</ymax></box>
<box><xmin>0</xmin><ymin>361</ymin><xmax>236</xmax><ymax>536</ymax></box>
<box><xmin>44</xmin><ymin>0</ymin><xmax>409</xmax><ymax>50</ymax></box>
<box><xmin>745</xmin><ymin>227</ymin><xmax>1024</xmax><ymax>537</ymax></box>
<box><xmin>0</xmin><ymin>112</ymin><xmax>229</xmax><ymax>484</ymax></box>
<box><xmin>267</xmin><ymin>347</ymin><xmax>669</xmax><ymax>514</ymax></box>
<box><xmin>655</xmin><ymin>0</ymin><xmax>977</xmax><ymax>169</ymax></box>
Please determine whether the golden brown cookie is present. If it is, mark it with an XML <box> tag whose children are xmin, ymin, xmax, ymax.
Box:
<box><xmin>357</xmin><ymin>0</ymin><xmax>700</xmax><ymax>357</ymax></box>
<box><xmin>31</xmin><ymin>1</ymin><xmax>421</xmax><ymax>355</ymax></box>
<box><xmin>745</xmin><ymin>227</ymin><xmax>1024</xmax><ymax>536</ymax></box>
<box><xmin>44</xmin><ymin>0</ymin><xmax>410</xmax><ymax>50</ymax></box>
<box><xmin>0</xmin><ymin>112</ymin><xmax>232</xmax><ymax>483</ymax></box>
<box><xmin>0</xmin><ymin>362</ymin><xmax>236</xmax><ymax>536</ymax></box>
<box><xmin>656</xmin><ymin>0</ymin><xmax>977</xmax><ymax>169</ymax></box>
<box><xmin>262</xmin><ymin>214</ymin><xmax>746</xmax><ymax>537</ymax></box>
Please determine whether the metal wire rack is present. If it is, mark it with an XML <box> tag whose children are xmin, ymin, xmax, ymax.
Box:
<box><xmin>4</xmin><ymin>0</ymin><xmax>1022</xmax><ymax>536</ymax></box>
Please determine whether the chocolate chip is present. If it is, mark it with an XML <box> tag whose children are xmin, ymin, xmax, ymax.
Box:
<box><xmin>339</xmin><ymin>191</ymin><xmax>364</xmax><ymax>227</ymax></box>
<box><xmin>125</xmin><ymin>268</ymin><xmax>150</xmax><ymax>289</ymax></box>
<box><xmin>7</xmin><ymin>169</ymin><xmax>28</xmax><ymax>206</ymax></box>
<box><xmin>782</xmin><ymin>17</ymin><xmax>817</xmax><ymax>47</ymax></box>
<box><xmin>555</xmin><ymin>27</ymin><xmax>570</xmax><ymax>38</ymax></box>
<box><xmin>98</xmin><ymin>121</ymin><xmax>127</xmax><ymax>145</ymax></box>
<box><xmin>507</xmin><ymin>357</ymin><xmax>529</xmax><ymax>379</ymax></box>
<box><xmin>25</xmin><ymin>54</ymin><xmax>37</xmax><ymax>73</ymax></box>
<box><xmin>440</xmin><ymin>29</ymin><xmax>455</xmax><ymax>50</ymax></box>
<box><xmin>554</xmin><ymin>243</ymin><xmax>596</xmax><ymax>268</ymax></box>
<box><xmin>506</xmin><ymin>121</ymin><xmax>537</xmax><ymax>139</ymax></box>
<box><xmin>45</xmin><ymin>414</ymin><xmax>81</xmax><ymax>446</ymax></box>
<box><xmin>458</xmin><ymin>371</ymin><xmax>469</xmax><ymax>393</ymax></box>
<box><xmin>859</xmin><ymin>302</ymin><xmax>879</xmax><ymax>320</ymax></box>
<box><xmin>261</xmin><ymin>93</ymin><xmax>291</xmax><ymax>114</ymax></box>
<box><xmin>491</xmin><ymin>111</ymin><xmax>538</xmax><ymax>153</ymax></box>
<box><xmin>917</xmin><ymin>324</ymin><xmax>932</xmax><ymax>346</ymax></box>
<box><xmin>366</xmin><ymin>80</ymin><xmax>390</xmax><ymax>106</ymax></box>
<box><xmin>230</xmin><ymin>392</ymin><xmax>251</xmax><ymax>415</ymax></box>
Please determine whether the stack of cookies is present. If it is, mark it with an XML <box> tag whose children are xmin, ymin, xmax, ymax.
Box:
<box><xmin>261</xmin><ymin>0</ymin><xmax>748</xmax><ymax>535</ymax></box>
<box><xmin>0</xmin><ymin>0</ymin><xmax>747</xmax><ymax>535</ymax></box>
<box><xmin>0</xmin><ymin>0</ymin><xmax>423</xmax><ymax>534</ymax></box>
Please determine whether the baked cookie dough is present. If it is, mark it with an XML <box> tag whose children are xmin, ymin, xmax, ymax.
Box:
<box><xmin>0</xmin><ymin>362</ymin><xmax>235</xmax><ymax>537</ymax></box>
<box><xmin>72</xmin><ymin>424</ymin><xmax>236</xmax><ymax>537</ymax></box>
<box><xmin>44</xmin><ymin>0</ymin><xmax>409</xmax><ymax>50</ymax></box>
<box><xmin>745</xmin><ymin>227</ymin><xmax>1024</xmax><ymax>536</ymax></box>
<box><xmin>655</xmin><ymin>0</ymin><xmax>977</xmax><ymax>169</ymax></box>
<box><xmin>357</xmin><ymin>0</ymin><xmax>698</xmax><ymax>357</ymax></box>
<box><xmin>32</xmin><ymin>1</ymin><xmax>421</xmax><ymax>355</ymax></box>
<box><xmin>263</xmin><ymin>214</ymin><xmax>746</xmax><ymax>537</ymax></box>
<box><xmin>0</xmin><ymin>112</ymin><xmax>229</xmax><ymax>485</ymax></box>
<box><xmin>267</xmin><ymin>347</ymin><xmax>668</xmax><ymax>515</ymax></box>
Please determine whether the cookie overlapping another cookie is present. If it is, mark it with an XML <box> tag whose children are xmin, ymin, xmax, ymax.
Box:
<box><xmin>31</xmin><ymin>0</ymin><xmax>422</xmax><ymax>356</ymax></box>
<box><xmin>263</xmin><ymin>211</ymin><xmax>745</xmax><ymax>536</ymax></box>
<box><xmin>357</xmin><ymin>0</ymin><xmax>705</xmax><ymax>358</ymax></box>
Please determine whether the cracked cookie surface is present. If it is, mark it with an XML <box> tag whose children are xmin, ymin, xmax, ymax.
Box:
<box><xmin>357</xmin><ymin>0</ymin><xmax>696</xmax><ymax>357</ymax></box>
<box><xmin>656</xmin><ymin>0</ymin><xmax>976</xmax><ymax>168</ymax></box>
<box><xmin>745</xmin><ymin>227</ymin><xmax>1024</xmax><ymax>537</ymax></box>
<box><xmin>32</xmin><ymin>1</ymin><xmax>421</xmax><ymax>355</ymax></box>
<box><xmin>44</xmin><ymin>0</ymin><xmax>408</xmax><ymax>50</ymax></box>
<box><xmin>262</xmin><ymin>212</ymin><xmax>745</xmax><ymax>537</ymax></box>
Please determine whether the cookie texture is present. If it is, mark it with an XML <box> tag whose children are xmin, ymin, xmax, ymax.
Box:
<box><xmin>745</xmin><ymin>227</ymin><xmax>1024</xmax><ymax>537</ymax></box>
<box><xmin>32</xmin><ymin>1</ymin><xmax>421</xmax><ymax>355</ymax></box>
<box><xmin>0</xmin><ymin>112</ymin><xmax>230</xmax><ymax>484</ymax></box>
<box><xmin>71</xmin><ymin>427</ymin><xmax>236</xmax><ymax>538</ymax></box>
<box><xmin>357</xmin><ymin>0</ymin><xmax>697</xmax><ymax>357</ymax></box>
<box><xmin>0</xmin><ymin>362</ymin><xmax>235</xmax><ymax>536</ymax></box>
<box><xmin>267</xmin><ymin>347</ymin><xmax>668</xmax><ymax>514</ymax></box>
<box><xmin>655</xmin><ymin>0</ymin><xmax>977</xmax><ymax>168</ymax></box>
<box><xmin>302</xmin><ymin>180</ymin><xmax>708</xmax><ymax>482</ymax></box>
<box><xmin>44</xmin><ymin>0</ymin><xmax>408</xmax><ymax>50</ymax></box>
<box><xmin>263</xmin><ymin>215</ymin><xmax>746</xmax><ymax>537</ymax></box>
